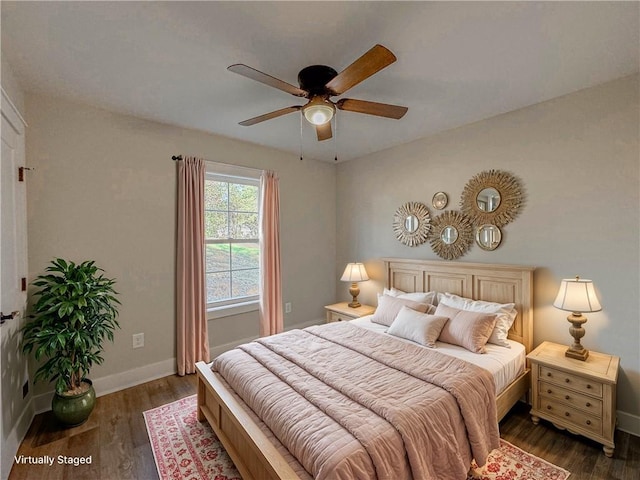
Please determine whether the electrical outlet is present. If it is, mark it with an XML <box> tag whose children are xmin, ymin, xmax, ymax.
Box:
<box><xmin>285</xmin><ymin>302</ymin><xmax>292</xmax><ymax>314</ymax></box>
<box><xmin>132</xmin><ymin>333</ymin><xmax>144</xmax><ymax>349</ymax></box>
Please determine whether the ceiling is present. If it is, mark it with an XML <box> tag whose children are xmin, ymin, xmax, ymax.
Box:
<box><xmin>2</xmin><ymin>2</ymin><xmax>638</xmax><ymax>162</ymax></box>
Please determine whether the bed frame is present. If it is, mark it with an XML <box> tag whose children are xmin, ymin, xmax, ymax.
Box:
<box><xmin>195</xmin><ymin>259</ymin><xmax>535</xmax><ymax>480</ymax></box>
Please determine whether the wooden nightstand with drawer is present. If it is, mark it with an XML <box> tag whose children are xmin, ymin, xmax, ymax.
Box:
<box><xmin>527</xmin><ymin>341</ymin><xmax>619</xmax><ymax>457</ymax></box>
<box><xmin>325</xmin><ymin>302</ymin><xmax>375</xmax><ymax>323</ymax></box>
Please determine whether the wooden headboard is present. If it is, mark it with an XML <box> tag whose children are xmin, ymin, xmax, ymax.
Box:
<box><xmin>382</xmin><ymin>258</ymin><xmax>535</xmax><ymax>353</ymax></box>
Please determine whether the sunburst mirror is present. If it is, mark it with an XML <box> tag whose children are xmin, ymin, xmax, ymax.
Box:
<box><xmin>460</xmin><ymin>169</ymin><xmax>523</xmax><ymax>227</ymax></box>
<box><xmin>429</xmin><ymin>210</ymin><xmax>473</xmax><ymax>260</ymax></box>
<box><xmin>393</xmin><ymin>202</ymin><xmax>431</xmax><ymax>247</ymax></box>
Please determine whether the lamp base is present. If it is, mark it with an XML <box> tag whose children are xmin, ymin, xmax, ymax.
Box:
<box><xmin>565</xmin><ymin>346</ymin><xmax>589</xmax><ymax>361</ymax></box>
<box><xmin>348</xmin><ymin>283</ymin><xmax>361</xmax><ymax>309</ymax></box>
<box><xmin>566</xmin><ymin>313</ymin><xmax>589</xmax><ymax>362</ymax></box>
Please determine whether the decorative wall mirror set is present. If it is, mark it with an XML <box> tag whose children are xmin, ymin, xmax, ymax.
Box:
<box><xmin>393</xmin><ymin>169</ymin><xmax>523</xmax><ymax>259</ymax></box>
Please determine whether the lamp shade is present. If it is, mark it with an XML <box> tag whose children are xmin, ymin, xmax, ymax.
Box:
<box><xmin>340</xmin><ymin>263</ymin><xmax>369</xmax><ymax>283</ymax></box>
<box><xmin>553</xmin><ymin>277</ymin><xmax>602</xmax><ymax>313</ymax></box>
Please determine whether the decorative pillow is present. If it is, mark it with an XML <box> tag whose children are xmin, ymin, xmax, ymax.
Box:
<box><xmin>435</xmin><ymin>303</ymin><xmax>497</xmax><ymax>354</ymax></box>
<box><xmin>387</xmin><ymin>306</ymin><xmax>449</xmax><ymax>348</ymax></box>
<box><xmin>439</xmin><ymin>293</ymin><xmax>517</xmax><ymax>348</ymax></box>
<box><xmin>381</xmin><ymin>288</ymin><xmax>437</xmax><ymax>306</ymax></box>
<box><xmin>371</xmin><ymin>295</ymin><xmax>431</xmax><ymax>327</ymax></box>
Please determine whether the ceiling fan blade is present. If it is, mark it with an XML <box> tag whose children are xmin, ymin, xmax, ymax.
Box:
<box><xmin>238</xmin><ymin>106</ymin><xmax>301</xmax><ymax>126</ymax></box>
<box><xmin>228</xmin><ymin>64</ymin><xmax>307</xmax><ymax>97</ymax></box>
<box><xmin>325</xmin><ymin>44</ymin><xmax>397</xmax><ymax>96</ymax></box>
<box><xmin>336</xmin><ymin>98</ymin><xmax>408</xmax><ymax>119</ymax></box>
<box><xmin>316</xmin><ymin>122</ymin><xmax>332</xmax><ymax>141</ymax></box>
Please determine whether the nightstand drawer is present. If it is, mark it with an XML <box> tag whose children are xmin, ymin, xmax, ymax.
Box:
<box><xmin>539</xmin><ymin>397</ymin><xmax>602</xmax><ymax>436</ymax></box>
<box><xmin>328</xmin><ymin>311</ymin><xmax>350</xmax><ymax>323</ymax></box>
<box><xmin>539</xmin><ymin>381</ymin><xmax>602</xmax><ymax>416</ymax></box>
<box><xmin>539</xmin><ymin>365</ymin><xmax>603</xmax><ymax>397</ymax></box>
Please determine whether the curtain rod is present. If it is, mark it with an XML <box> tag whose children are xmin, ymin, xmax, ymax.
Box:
<box><xmin>171</xmin><ymin>155</ymin><xmax>263</xmax><ymax>177</ymax></box>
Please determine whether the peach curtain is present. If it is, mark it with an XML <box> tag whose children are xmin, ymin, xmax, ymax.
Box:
<box><xmin>176</xmin><ymin>156</ymin><xmax>210</xmax><ymax>375</ymax></box>
<box><xmin>259</xmin><ymin>171</ymin><xmax>283</xmax><ymax>336</ymax></box>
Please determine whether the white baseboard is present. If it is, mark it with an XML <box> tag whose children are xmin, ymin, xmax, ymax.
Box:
<box><xmin>209</xmin><ymin>335</ymin><xmax>258</xmax><ymax>358</ymax></box>
<box><xmin>208</xmin><ymin>317</ymin><xmax>324</xmax><ymax>359</ymax></box>
<box><xmin>287</xmin><ymin>318</ymin><xmax>324</xmax><ymax>330</ymax></box>
<box><xmin>617</xmin><ymin>410</ymin><xmax>640</xmax><ymax>437</ymax></box>
<box><xmin>31</xmin><ymin>319</ymin><xmax>327</xmax><ymax>414</ymax></box>
<box><xmin>1</xmin><ymin>398</ymin><xmax>34</xmax><ymax>480</ymax></box>
<box><xmin>33</xmin><ymin>358</ymin><xmax>177</xmax><ymax>414</ymax></box>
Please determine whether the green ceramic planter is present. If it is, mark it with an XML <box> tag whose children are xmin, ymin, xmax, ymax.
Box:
<box><xmin>52</xmin><ymin>379</ymin><xmax>96</xmax><ymax>427</ymax></box>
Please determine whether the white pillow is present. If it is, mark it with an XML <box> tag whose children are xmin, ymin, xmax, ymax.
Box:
<box><xmin>387</xmin><ymin>306</ymin><xmax>449</xmax><ymax>348</ymax></box>
<box><xmin>371</xmin><ymin>295</ymin><xmax>432</xmax><ymax>327</ymax></box>
<box><xmin>439</xmin><ymin>293</ymin><xmax>517</xmax><ymax>348</ymax></box>
<box><xmin>381</xmin><ymin>288</ymin><xmax>437</xmax><ymax>306</ymax></box>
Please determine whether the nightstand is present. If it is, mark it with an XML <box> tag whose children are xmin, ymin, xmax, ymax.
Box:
<box><xmin>527</xmin><ymin>341</ymin><xmax>619</xmax><ymax>457</ymax></box>
<box><xmin>325</xmin><ymin>302</ymin><xmax>375</xmax><ymax>323</ymax></box>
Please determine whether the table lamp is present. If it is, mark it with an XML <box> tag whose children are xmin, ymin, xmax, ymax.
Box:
<box><xmin>553</xmin><ymin>276</ymin><xmax>602</xmax><ymax>361</ymax></box>
<box><xmin>340</xmin><ymin>263</ymin><xmax>369</xmax><ymax>308</ymax></box>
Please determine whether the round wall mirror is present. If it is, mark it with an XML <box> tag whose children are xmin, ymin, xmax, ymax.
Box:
<box><xmin>441</xmin><ymin>225</ymin><xmax>458</xmax><ymax>244</ymax></box>
<box><xmin>429</xmin><ymin>211</ymin><xmax>473</xmax><ymax>260</ymax></box>
<box><xmin>476</xmin><ymin>224</ymin><xmax>502</xmax><ymax>251</ymax></box>
<box><xmin>432</xmin><ymin>192</ymin><xmax>448</xmax><ymax>210</ymax></box>
<box><xmin>460</xmin><ymin>170</ymin><xmax>523</xmax><ymax>227</ymax></box>
<box><xmin>393</xmin><ymin>202</ymin><xmax>431</xmax><ymax>247</ymax></box>
<box><xmin>476</xmin><ymin>188</ymin><xmax>501</xmax><ymax>212</ymax></box>
<box><xmin>405</xmin><ymin>214</ymin><xmax>419</xmax><ymax>233</ymax></box>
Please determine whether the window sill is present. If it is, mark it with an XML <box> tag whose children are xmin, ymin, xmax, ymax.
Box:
<box><xmin>207</xmin><ymin>301</ymin><xmax>259</xmax><ymax>320</ymax></box>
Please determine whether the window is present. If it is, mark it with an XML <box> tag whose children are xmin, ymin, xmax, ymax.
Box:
<box><xmin>204</xmin><ymin>164</ymin><xmax>261</xmax><ymax>313</ymax></box>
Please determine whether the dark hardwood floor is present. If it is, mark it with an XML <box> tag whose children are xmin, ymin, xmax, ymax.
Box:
<box><xmin>9</xmin><ymin>374</ymin><xmax>639</xmax><ymax>479</ymax></box>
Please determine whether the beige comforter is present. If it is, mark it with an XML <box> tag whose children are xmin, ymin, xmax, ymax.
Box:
<box><xmin>212</xmin><ymin>321</ymin><xmax>500</xmax><ymax>480</ymax></box>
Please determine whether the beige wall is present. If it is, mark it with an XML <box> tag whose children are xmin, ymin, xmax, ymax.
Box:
<box><xmin>25</xmin><ymin>94</ymin><xmax>336</xmax><ymax>397</ymax></box>
<box><xmin>337</xmin><ymin>75</ymin><xmax>640</xmax><ymax>429</ymax></box>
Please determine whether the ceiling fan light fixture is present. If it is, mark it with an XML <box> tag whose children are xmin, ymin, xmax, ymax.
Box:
<box><xmin>303</xmin><ymin>97</ymin><xmax>335</xmax><ymax>125</ymax></box>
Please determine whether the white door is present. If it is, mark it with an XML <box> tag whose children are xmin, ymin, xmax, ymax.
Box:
<box><xmin>1</xmin><ymin>91</ymin><xmax>29</xmax><ymax>480</ymax></box>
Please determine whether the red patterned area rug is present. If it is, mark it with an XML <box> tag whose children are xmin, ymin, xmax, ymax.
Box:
<box><xmin>145</xmin><ymin>395</ymin><xmax>570</xmax><ymax>480</ymax></box>
<box><xmin>468</xmin><ymin>439</ymin><xmax>570</xmax><ymax>480</ymax></box>
<box><xmin>144</xmin><ymin>395</ymin><xmax>240</xmax><ymax>480</ymax></box>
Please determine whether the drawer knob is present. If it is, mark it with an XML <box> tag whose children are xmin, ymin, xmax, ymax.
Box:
<box><xmin>547</xmin><ymin>389</ymin><xmax>552</xmax><ymax>394</ymax></box>
<box><xmin>586</xmin><ymin>420</ymin><xmax>592</xmax><ymax>425</ymax></box>
<box><xmin>547</xmin><ymin>405</ymin><xmax>552</xmax><ymax>410</ymax></box>
<box><xmin>547</xmin><ymin>372</ymin><xmax>552</xmax><ymax>377</ymax></box>
<box><xmin>586</xmin><ymin>402</ymin><xmax>591</xmax><ymax>407</ymax></box>
<box><xmin>586</xmin><ymin>384</ymin><xmax>592</xmax><ymax>389</ymax></box>
<box><xmin>565</xmin><ymin>412</ymin><xmax>571</xmax><ymax>417</ymax></box>
<box><xmin>565</xmin><ymin>395</ymin><xmax>570</xmax><ymax>400</ymax></box>
<box><xmin>565</xmin><ymin>378</ymin><xmax>570</xmax><ymax>383</ymax></box>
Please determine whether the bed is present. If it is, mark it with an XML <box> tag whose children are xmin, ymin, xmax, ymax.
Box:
<box><xmin>195</xmin><ymin>259</ymin><xmax>535</xmax><ymax>480</ymax></box>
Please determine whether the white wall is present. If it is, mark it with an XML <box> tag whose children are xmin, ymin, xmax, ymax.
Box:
<box><xmin>24</xmin><ymin>94</ymin><xmax>336</xmax><ymax>402</ymax></box>
<box><xmin>336</xmin><ymin>75</ymin><xmax>640</xmax><ymax>433</ymax></box>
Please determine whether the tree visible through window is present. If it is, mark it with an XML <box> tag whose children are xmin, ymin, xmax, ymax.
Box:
<box><xmin>204</xmin><ymin>172</ymin><xmax>260</xmax><ymax>307</ymax></box>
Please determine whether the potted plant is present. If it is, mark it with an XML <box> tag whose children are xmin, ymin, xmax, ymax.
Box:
<box><xmin>21</xmin><ymin>258</ymin><xmax>120</xmax><ymax>426</ymax></box>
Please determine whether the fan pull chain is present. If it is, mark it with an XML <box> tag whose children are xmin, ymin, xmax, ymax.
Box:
<box><xmin>299</xmin><ymin>113</ymin><xmax>304</xmax><ymax>161</ymax></box>
<box><xmin>333</xmin><ymin>112</ymin><xmax>338</xmax><ymax>162</ymax></box>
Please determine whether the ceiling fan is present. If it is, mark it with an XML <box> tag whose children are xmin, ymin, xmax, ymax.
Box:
<box><xmin>228</xmin><ymin>44</ymin><xmax>408</xmax><ymax>142</ymax></box>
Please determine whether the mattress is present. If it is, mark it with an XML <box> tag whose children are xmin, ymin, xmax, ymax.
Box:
<box><xmin>350</xmin><ymin>315</ymin><xmax>526</xmax><ymax>395</ymax></box>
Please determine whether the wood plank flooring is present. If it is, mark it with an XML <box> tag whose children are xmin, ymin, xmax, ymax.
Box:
<box><xmin>9</xmin><ymin>374</ymin><xmax>639</xmax><ymax>479</ymax></box>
